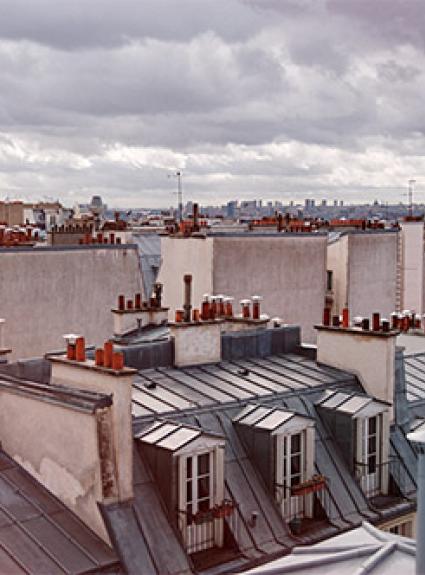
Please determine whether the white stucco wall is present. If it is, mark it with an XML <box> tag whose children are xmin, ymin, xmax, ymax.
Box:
<box><xmin>0</xmin><ymin>390</ymin><xmax>108</xmax><ymax>541</ymax></box>
<box><xmin>0</xmin><ymin>246</ymin><xmax>143</xmax><ymax>360</ymax></box>
<box><xmin>400</xmin><ymin>221</ymin><xmax>424</xmax><ymax>314</ymax></box>
<box><xmin>347</xmin><ymin>233</ymin><xmax>398</xmax><ymax>320</ymax></box>
<box><xmin>316</xmin><ymin>328</ymin><xmax>396</xmax><ymax>411</ymax></box>
<box><xmin>212</xmin><ymin>235</ymin><xmax>327</xmax><ymax>343</ymax></box>
<box><xmin>327</xmin><ymin>232</ymin><xmax>398</xmax><ymax>320</ymax></box>
<box><xmin>158</xmin><ymin>236</ymin><xmax>214</xmax><ymax>318</ymax></box>
<box><xmin>327</xmin><ymin>235</ymin><xmax>349</xmax><ymax>315</ymax></box>
<box><xmin>170</xmin><ymin>322</ymin><xmax>222</xmax><ymax>366</ymax></box>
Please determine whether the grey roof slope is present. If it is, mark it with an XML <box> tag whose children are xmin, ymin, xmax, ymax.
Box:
<box><xmin>242</xmin><ymin>521</ymin><xmax>416</xmax><ymax>574</ymax></box>
<box><xmin>0</xmin><ymin>450</ymin><xmax>120</xmax><ymax>574</ymax></box>
<box><xmin>404</xmin><ymin>352</ymin><xmax>425</xmax><ymax>404</ymax></box>
<box><xmin>103</xmin><ymin>352</ymin><xmax>417</xmax><ymax>575</ymax></box>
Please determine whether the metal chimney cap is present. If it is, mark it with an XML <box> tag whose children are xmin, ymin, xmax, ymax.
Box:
<box><xmin>63</xmin><ymin>333</ymin><xmax>82</xmax><ymax>344</ymax></box>
<box><xmin>251</xmin><ymin>295</ymin><xmax>263</xmax><ymax>301</ymax></box>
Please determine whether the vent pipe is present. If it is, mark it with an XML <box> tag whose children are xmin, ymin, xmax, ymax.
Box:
<box><xmin>183</xmin><ymin>274</ymin><xmax>192</xmax><ymax>323</ymax></box>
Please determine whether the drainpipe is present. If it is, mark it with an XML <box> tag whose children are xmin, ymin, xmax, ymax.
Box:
<box><xmin>407</xmin><ymin>428</ymin><xmax>425</xmax><ymax>574</ymax></box>
<box><xmin>183</xmin><ymin>275</ymin><xmax>192</xmax><ymax>323</ymax></box>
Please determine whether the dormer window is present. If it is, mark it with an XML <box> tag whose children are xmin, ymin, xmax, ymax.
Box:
<box><xmin>136</xmin><ymin>421</ymin><xmax>226</xmax><ymax>554</ymax></box>
<box><xmin>233</xmin><ymin>405</ymin><xmax>318</xmax><ymax>524</ymax></box>
<box><xmin>317</xmin><ymin>391</ymin><xmax>390</xmax><ymax>500</ymax></box>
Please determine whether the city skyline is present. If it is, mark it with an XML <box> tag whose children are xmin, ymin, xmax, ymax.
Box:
<box><xmin>0</xmin><ymin>0</ymin><xmax>423</xmax><ymax>207</ymax></box>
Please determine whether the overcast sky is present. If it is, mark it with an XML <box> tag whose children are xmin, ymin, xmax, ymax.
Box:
<box><xmin>0</xmin><ymin>0</ymin><xmax>424</xmax><ymax>208</ymax></box>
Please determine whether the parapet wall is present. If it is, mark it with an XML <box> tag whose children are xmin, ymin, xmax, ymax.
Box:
<box><xmin>0</xmin><ymin>245</ymin><xmax>143</xmax><ymax>360</ymax></box>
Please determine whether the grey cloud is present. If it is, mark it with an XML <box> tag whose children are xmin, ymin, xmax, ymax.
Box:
<box><xmin>0</xmin><ymin>0</ymin><xmax>424</xmax><ymax>206</ymax></box>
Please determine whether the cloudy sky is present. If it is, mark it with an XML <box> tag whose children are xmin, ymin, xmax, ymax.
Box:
<box><xmin>0</xmin><ymin>0</ymin><xmax>424</xmax><ymax>208</ymax></box>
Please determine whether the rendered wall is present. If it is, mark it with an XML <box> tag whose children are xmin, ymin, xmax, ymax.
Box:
<box><xmin>347</xmin><ymin>233</ymin><xmax>398</xmax><ymax>320</ymax></box>
<box><xmin>0</xmin><ymin>245</ymin><xmax>143</xmax><ymax>360</ymax></box>
<box><xmin>158</xmin><ymin>236</ymin><xmax>214</xmax><ymax>318</ymax></box>
<box><xmin>316</xmin><ymin>328</ymin><xmax>396</xmax><ymax>411</ymax></box>
<box><xmin>400</xmin><ymin>221</ymin><xmax>424</xmax><ymax>314</ymax></box>
<box><xmin>327</xmin><ymin>235</ymin><xmax>349</xmax><ymax>315</ymax></box>
<box><xmin>212</xmin><ymin>235</ymin><xmax>327</xmax><ymax>343</ymax></box>
<box><xmin>0</xmin><ymin>390</ymin><xmax>108</xmax><ymax>541</ymax></box>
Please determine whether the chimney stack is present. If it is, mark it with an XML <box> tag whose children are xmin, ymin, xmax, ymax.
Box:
<box><xmin>49</xmin><ymin>336</ymin><xmax>137</xmax><ymax>507</ymax></box>
<box><xmin>315</xmin><ymin>317</ymin><xmax>399</xmax><ymax>414</ymax></box>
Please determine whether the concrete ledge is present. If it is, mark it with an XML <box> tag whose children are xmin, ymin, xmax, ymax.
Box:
<box><xmin>48</xmin><ymin>355</ymin><xmax>138</xmax><ymax>376</ymax></box>
<box><xmin>112</xmin><ymin>307</ymin><xmax>168</xmax><ymax>315</ymax></box>
<box><xmin>315</xmin><ymin>325</ymin><xmax>399</xmax><ymax>338</ymax></box>
<box><xmin>0</xmin><ymin>243</ymin><xmax>138</xmax><ymax>254</ymax></box>
<box><xmin>169</xmin><ymin>319</ymin><xmax>225</xmax><ymax>328</ymax></box>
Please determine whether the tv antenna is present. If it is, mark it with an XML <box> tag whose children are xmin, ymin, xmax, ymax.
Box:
<box><xmin>168</xmin><ymin>171</ymin><xmax>183</xmax><ymax>222</ymax></box>
<box><xmin>407</xmin><ymin>179</ymin><xmax>416</xmax><ymax>216</ymax></box>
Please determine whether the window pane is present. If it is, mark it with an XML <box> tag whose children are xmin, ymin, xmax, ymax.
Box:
<box><xmin>291</xmin><ymin>434</ymin><xmax>301</xmax><ymax>453</ymax></box>
<box><xmin>198</xmin><ymin>453</ymin><xmax>210</xmax><ymax>475</ymax></box>
<box><xmin>368</xmin><ymin>435</ymin><xmax>376</xmax><ymax>454</ymax></box>
<box><xmin>186</xmin><ymin>457</ymin><xmax>192</xmax><ymax>479</ymax></box>
<box><xmin>368</xmin><ymin>455</ymin><xmax>376</xmax><ymax>474</ymax></box>
<box><xmin>198</xmin><ymin>476</ymin><xmax>210</xmax><ymax>499</ymax></box>
<box><xmin>186</xmin><ymin>481</ymin><xmax>192</xmax><ymax>503</ymax></box>
<box><xmin>198</xmin><ymin>499</ymin><xmax>210</xmax><ymax>512</ymax></box>
<box><xmin>291</xmin><ymin>454</ymin><xmax>301</xmax><ymax>475</ymax></box>
<box><xmin>291</xmin><ymin>474</ymin><xmax>301</xmax><ymax>487</ymax></box>
<box><xmin>186</xmin><ymin>503</ymin><xmax>193</xmax><ymax>525</ymax></box>
<box><xmin>369</xmin><ymin>417</ymin><xmax>376</xmax><ymax>434</ymax></box>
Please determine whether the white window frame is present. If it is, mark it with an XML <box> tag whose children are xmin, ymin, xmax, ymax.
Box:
<box><xmin>275</xmin><ymin>426</ymin><xmax>315</xmax><ymax>519</ymax></box>
<box><xmin>178</xmin><ymin>446</ymin><xmax>224</xmax><ymax>553</ymax></box>
<box><xmin>356</xmin><ymin>413</ymin><xmax>389</xmax><ymax>497</ymax></box>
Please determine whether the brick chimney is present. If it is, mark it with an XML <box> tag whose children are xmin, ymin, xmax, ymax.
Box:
<box><xmin>315</xmin><ymin>309</ymin><xmax>398</xmax><ymax>416</ymax></box>
<box><xmin>112</xmin><ymin>286</ymin><xmax>169</xmax><ymax>336</ymax></box>
<box><xmin>49</xmin><ymin>336</ymin><xmax>137</xmax><ymax>502</ymax></box>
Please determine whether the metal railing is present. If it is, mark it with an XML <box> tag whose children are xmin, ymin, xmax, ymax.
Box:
<box><xmin>177</xmin><ymin>499</ymin><xmax>239</xmax><ymax>555</ymax></box>
<box><xmin>275</xmin><ymin>475</ymin><xmax>330</xmax><ymax>527</ymax></box>
<box><xmin>354</xmin><ymin>458</ymin><xmax>399</xmax><ymax>499</ymax></box>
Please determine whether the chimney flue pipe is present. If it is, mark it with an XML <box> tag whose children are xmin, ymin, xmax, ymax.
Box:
<box><xmin>372</xmin><ymin>312</ymin><xmax>380</xmax><ymax>332</ymax></box>
<box><xmin>342</xmin><ymin>307</ymin><xmax>349</xmax><ymax>328</ymax></box>
<box><xmin>201</xmin><ymin>294</ymin><xmax>210</xmax><ymax>321</ymax></box>
<box><xmin>153</xmin><ymin>283</ymin><xmax>163</xmax><ymax>308</ymax></box>
<box><xmin>252</xmin><ymin>296</ymin><xmax>262</xmax><ymax>320</ymax></box>
<box><xmin>323</xmin><ymin>308</ymin><xmax>331</xmax><ymax>326</ymax></box>
<box><xmin>240</xmin><ymin>300</ymin><xmax>251</xmax><ymax>319</ymax></box>
<box><xmin>183</xmin><ymin>275</ymin><xmax>192</xmax><ymax>322</ymax></box>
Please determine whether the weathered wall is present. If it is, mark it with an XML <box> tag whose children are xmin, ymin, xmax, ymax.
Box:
<box><xmin>400</xmin><ymin>221</ymin><xmax>424</xmax><ymax>314</ymax></box>
<box><xmin>212</xmin><ymin>235</ymin><xmax>327</xmax><ymax>343</ymax></box>
<box><xmin>347</xmin><ymin>233</ymin><xmax>398</xmax><ymax>320</ymax></box>
<box><xmin>0</xmin><ymin>245</ymin><xmax>143</xmax><ymax>360</ymax></box>
<box><xmin>50</xmin><ymin>360</ymin><xmax>134</xmax><ymax>503</ymax></box>
<box><xmin>0</xmin><ymin>389</ymin><xmax>108</xmax><ymax>541</ymax></box>
<box><xmin>170</xmin><ymin>322</ymin><xmax>222</xmax><ymax>366</ymax></box>
<box><xmin>158</xmin><ymin>236</ymin><xmax>214</xmax><ymax>317</ymax></box>
<box><xmin>316</xmin><ymin>327</ymin><xmax>396</xmax><ymax>411</ymax></box>
<box><xmin>327</xmin><ymin>234</ymin><xmax>349</xmax><ymax>315</ymax></box>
